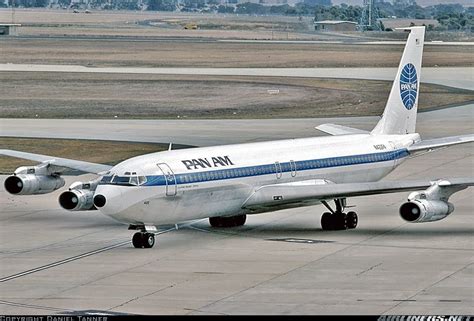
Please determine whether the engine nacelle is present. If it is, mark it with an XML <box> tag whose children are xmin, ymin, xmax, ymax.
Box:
<box><xmin>59</xmin><ymin>189</ymin><xmax>96</xmax><ymax>211</ymax></box>
<box><xmin>4</xmin><ymin>174</ymin><xmax>65</xmax><ymax>195</ymax></box>
<box><xmin>399</xmin><ymin>199</ymin><xmax>454</xmax><ymax>223</ymax></box>
<box><xmin>58</xmin><ymin>179</ymin><xmax>100</xmax><ymax>211</ymax></box>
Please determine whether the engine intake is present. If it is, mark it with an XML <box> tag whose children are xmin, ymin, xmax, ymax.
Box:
<box><xmin>4</xmin><ymin>174</ymin><xmax>65</xmax><ymax>195</ymax></box>
<box><xmin>399</xmin><ymin>199</ymin><xmax>454</xmax><ymax>223</ymax></box>
<box><xmin>59</xmin><ymin>189</ymin><xmax>96</xmax><ymax>211</ymax></box>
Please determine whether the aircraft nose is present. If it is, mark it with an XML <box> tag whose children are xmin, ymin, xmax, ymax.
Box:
<box><xmin>93</xmin><ymin>194</ymin><xmax>106</xmax><ymax>208</ymax></box>
<box><xmin>93</xmin><ymin>185</ymin><xmax>124</xmax><ymax>216</ymax></box>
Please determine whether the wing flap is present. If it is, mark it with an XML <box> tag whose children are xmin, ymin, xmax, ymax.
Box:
<box><xmin>0</xmin><ymin>149</ymin><xmax>112</xmax><ymax>174</ymax></box>
<box><xmin>242</xmin><ymin>177</ymin><xmax>474</xmax><ymax>210</ymax></box>
<box><xmin>315</xmin><ymin>124</ymin><xmax>369</xmax><ymax>136</ymax></box>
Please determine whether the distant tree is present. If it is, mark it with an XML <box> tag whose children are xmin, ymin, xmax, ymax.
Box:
<box><xmin>217</xmin><ymin>5</ymin><xmax>234</xmax><ymax>13</ymax></box>
<box><xmin>235</xmin><ymin>2</ymin><xmax>267</xmax><ymax>15</ymax></box>
<box><xmin>314</xmin><ymin>4</ymin><xmax>362</xmax><ymax>22</ymax></box>
<box><xmin>147</xmin><ymin>0</ymin><xmax>175</xmax><ymax>11</ymax></box>
<box><xmin>58</xmin><ymin>0</ymin><xmax>70</xmax><ymax>7</ymax></box>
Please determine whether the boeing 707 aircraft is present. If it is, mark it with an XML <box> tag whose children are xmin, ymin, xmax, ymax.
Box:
<box><xmin>2</xmin><ymin>26</ymin><xmax>473</xmax><ymax>249</ymax></box>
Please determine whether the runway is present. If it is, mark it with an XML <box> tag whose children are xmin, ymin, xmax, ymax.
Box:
<box><xmin>1</xmin><ymin>64</ymin><xmax>473</xmax><ymax>90</ymax></box>
<box><xmin>1</xmin><ymin>104</ymin><xmax>473</xmax><ymax>147</ymax></box>
<box><xmin>0</xmin><ymin>106</ymin><xmax>473</xmax><ymax>315</ymax></box>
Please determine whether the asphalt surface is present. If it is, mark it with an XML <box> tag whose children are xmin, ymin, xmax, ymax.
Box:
<box><xmin>1</xmin><ymin>64</ymin><xmax>473</xmax><ymax>90</ymax></box>
<box><xmin>1</xmin><ymin>104</ymin><xmax>473</xmax><ymax>147</ymax></box>
<box><xmin>0</xmin><ymin>105</ymin><xmax>473</xmax><ymax>315</ymax></box>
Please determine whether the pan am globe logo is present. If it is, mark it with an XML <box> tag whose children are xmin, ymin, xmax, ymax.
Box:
<box><xmin>400</xmin><ymin>63</ymin><xmax>418</xmax><ymax>110</ymax></box>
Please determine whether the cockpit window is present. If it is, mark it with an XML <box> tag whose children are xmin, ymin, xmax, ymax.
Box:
<box><xmin>138</xmin><ymin>176</ymin><xmax>147</xmax><ymax>185</ymax></box>
<box><xmin>113</xmin><ymin>176</ymin><xmax>132</xmax><ymax>184</ymax></box>
<box><xmin>129</xmin><ymin>176</ymin><xmax>139</xmax><ymax>186</ymax></box>
<box><xmin>99</xmin><ymin>173</ymin><xmax>147</xmax><ymax>186</ymax></box>
<box><xmin>100</xmin><ymin>175</ymin><xmax>113</xmax><ymax>184</ymax></box>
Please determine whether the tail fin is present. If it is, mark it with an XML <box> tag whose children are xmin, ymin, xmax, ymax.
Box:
<box><xmin>371</xmin><ymin>26</ymin><xmax>425</xmax><ymax>135</ymax></box>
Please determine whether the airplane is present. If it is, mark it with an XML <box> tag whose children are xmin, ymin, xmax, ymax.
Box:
<box><xmin>1</xmin><ymin>26</ymin><xmax>473</xmax><ymax>249</ymax></box>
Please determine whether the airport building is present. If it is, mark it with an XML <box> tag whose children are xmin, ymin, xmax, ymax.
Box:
<box><xmin>314</xmin><ymin>20</ymin><xmax>357</xmax><ymax>32</ymax></box>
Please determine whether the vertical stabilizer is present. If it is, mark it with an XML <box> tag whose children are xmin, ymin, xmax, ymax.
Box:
<box><xmin>371</xmin><ymin>26</ymin><xmax>425</xmax><ymax>135</ymax></box>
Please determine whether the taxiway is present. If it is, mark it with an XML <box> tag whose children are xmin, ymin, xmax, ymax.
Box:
<box><xmin>0</xmin><ymin>105</ymin><xmax>473</xmax><ymax>315</ymax></box>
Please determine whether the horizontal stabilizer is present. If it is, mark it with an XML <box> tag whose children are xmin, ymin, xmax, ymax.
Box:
<box><xmin>315</xmin><ymin>124</ymin><xmax>369</xmax><ymax>136</ymax></box>
<box><xmin>0</xmin><ymin>149</ymin><xmax>112</xmax><ymax>174</ymax></box>
<box><xmin>408</xmin><ymin>134</ymin><xmax>474</xmax><ymax>153</ymax></box>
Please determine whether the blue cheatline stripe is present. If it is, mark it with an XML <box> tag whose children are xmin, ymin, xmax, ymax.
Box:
<box><xmin>139</xmin><ymin>148</ymin><xmax>410</xmax><ymax>187</ymax></box>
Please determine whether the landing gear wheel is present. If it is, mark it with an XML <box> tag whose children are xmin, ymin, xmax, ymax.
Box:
<box><xmin>346</xmin><ymin>211</ymin><xmax>358</xmax><ymax>229</ymax></box>
<box><xmin>333</xmin><ymin>212</ymin><xmax>348</xmax><ymax>230</ymax></box>
<box><xmin>143</xmin><ymin>233</ymin><xmax>155</xmax><ymax>248</ymax></box>
<box><xmin>233</xmin><ymin>214</ymin><xmax>246</xmax><ymax>227</ymax></box>
<box><xmin>132</xmin><ymin>232</ymin><xmax>144</xmax><ymax>248</ymax></box>
<box><xmin>132</xmin><ymin>232</ymin><xmax>155</xmax><ymax>248</ymax></box>
<box><xmin>321</xmin><ymin>212</ymin><xmax>333</xmax><ymax>230</ymax></box>
<box><xmin>209</xmin><ymin>215</ymin><xmax>247</xmax><ymax>228</ymax></box>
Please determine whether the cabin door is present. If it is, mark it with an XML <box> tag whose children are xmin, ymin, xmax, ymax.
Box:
<box><xmin>157</xmin><ymin>163</ymin><xmax>177</xmax><ymax>196</ymax></box>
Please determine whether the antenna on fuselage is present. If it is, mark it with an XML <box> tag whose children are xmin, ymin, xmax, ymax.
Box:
<box><xmin>168</xmin><ymin>143</ymin><xmax>173</xmax><ymax>151</ymax></box>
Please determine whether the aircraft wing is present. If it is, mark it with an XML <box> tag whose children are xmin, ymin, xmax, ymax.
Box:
<box><xmin>408</xmin><ymin>134</ymin><xmax>474</xmax><ymax>153</ymax></box>
<box><xmin>315</xmin><ymin>124</ymin><xmax>369</xmax><ymax>136</ymax></box>
<box><xmin>242</xmin><ymin>178</ymin><xmax>474</xmax><ymax>211</ymax></box>
<box><xmin>0</xmin><ymin>149</ymin><xmax>112</xmax><ymax>174</ymax></box>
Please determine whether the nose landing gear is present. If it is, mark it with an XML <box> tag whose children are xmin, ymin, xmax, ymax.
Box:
<box><xmin>131</xmin><ymin>232</ymin><xmax>155</xmax><ymax>249</ymax></box>
<box><xmin>320</xmin><ymin>199</ymin><xmax>358</xmax><ymax>231</ymax></box>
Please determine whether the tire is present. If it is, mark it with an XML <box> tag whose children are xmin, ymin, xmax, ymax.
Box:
<box><xmin>321</xmin><ymin>212</ymin><xmax>332</xmax><ymax>230</ymax></box>
<box><xmin>347</xmin><ymin>211</ymin><xmax>358</xmax><ymax>229</ymax></box>
<box><xmin>233</xmin><ymin>215</ymin><xmax>247</xmax><ymax>227</ymax></box>
<box><xmin>210</xmin><ymin>215</ymin><xmax>246</xmax><ymax>228</ymax></box>
<box><xmin>143</xmin><ymin>233</ymin><xmax>155</xmax><ymax>249</ymax></box>
<box><xmin>132</xmin><ymin>232</ymin><xmax>143</xmax><ymax>248</ymax></box>
<box><xmin>209</xmin><ymin>216</ymin><xmax>224</xmax><ymax>227</ymax></box>
<box><xmin>333</xmin><ymin>212</ymin><xmax>348</xmax><ymax>230</ymax></box>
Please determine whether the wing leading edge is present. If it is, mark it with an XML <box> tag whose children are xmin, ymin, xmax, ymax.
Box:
<box><xmin>0</xmin><ymin>149</ymin><xmax>112</xmax><ymax>174</ymax></box>
<box><xmin>242</xmin><ymin>178</ymin><xmax>474</xmax><ymax>211</ymax></box>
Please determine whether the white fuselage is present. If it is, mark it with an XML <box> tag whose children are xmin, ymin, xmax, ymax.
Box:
<box><xmin>94</xmin><ymin>133</ymin><xmax>420</xmax><ymax>226</ymax></box>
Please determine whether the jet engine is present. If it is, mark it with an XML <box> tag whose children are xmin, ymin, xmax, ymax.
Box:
<box><xmin>399</xmin><ymin>199</ymin><xmax>454</xmax><ymax>223</ymax></box>
<box><xmin>4</xmin><ymin>166</ymin><xmax>65</xmax><ymax>195</ymax></box>
<box><xmin>58</xmin><ymin>180</ymin><xmax>99</xmax><ymax>211</ymax></box>
<box><xmin>399</xmin><ymin>180</ymin><xmax>465</xmax><ymax>223</ymax></box>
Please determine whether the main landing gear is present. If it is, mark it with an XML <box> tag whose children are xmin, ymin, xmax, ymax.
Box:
<box><xmin>320</xmin><ymin>199</ymin><xmax>358</xmax><ymax>231</ymax></box>
<box><xmin>209</xmin><ymin>214</ymin><xmax>246</xmax><ymax>228</ymax></box>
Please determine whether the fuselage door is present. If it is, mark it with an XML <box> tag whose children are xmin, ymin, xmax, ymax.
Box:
<box><xmin>274</xmin><ymin>161</ymin><xmax>282</xmax><ymax>179</ymax></box>
<box><xmin>290</xmin><ymin>160</ymin><xmax>297</xmax><ymax>177</ymax></box>
<box><xmin>157</xmin><ymin>163</ymin><xmax>177</xmax><ymax>196</ymax></box>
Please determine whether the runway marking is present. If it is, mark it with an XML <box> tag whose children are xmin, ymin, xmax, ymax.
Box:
<box><xmin>267</xmin><ymin>238</ymin><xmax>334</xmax><ymax>244</ymax></box>
<box><xmin>381</xmin><ymin>262</ymin><xmax>473</xmax><ymax>314</ymax></box>
<box><xmin>0</xmin><ymin>227</ymin><xmax>176</xmax><ymax>283</ymax></box>
<box><xmin>188</xmin><ymin>224</ymin><xmax>473</xmax><ymax>252</ymax></box>
<box><xmin>0</xmin><ymin>299</ymin><xmax>71</xmax><ymax>313</ymax></box>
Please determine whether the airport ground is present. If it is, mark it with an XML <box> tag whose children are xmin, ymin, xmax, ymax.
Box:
<box><xmin>0</xmin><ymin>137</ymin><xmax>169</xmax><ymax>174</ymax></box>
<box><xmin>1</xmin><ymin>72</ymin><xmax>472</xmax><ymax>119</ymax></box>
<box><xmin>0</xmin><ymin>105</ymin><xmax>473</xmax><ymax>315</ymax></box>
<box><xmin>1</xmin><ymin>10</ymin><xmax>472</xmax><ymax>120</ymax></box>
<box><xmin>1</xmin><ymin>9</ymin><xmax>474</xmax><ymax>69</ymax></box>
<box><xmin>1</xmin><ymin>36</ymin><xmax>473</xmax><ymax>68</ymax></box>
<box><xmin>0</xmin><ymin>8</ymin><xmax>473</xmax><ymax>315</ymax></box>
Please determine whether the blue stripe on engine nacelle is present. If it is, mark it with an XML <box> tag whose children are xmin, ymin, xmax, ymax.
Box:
<box><xmin>140</xmin><ymin>148</ymin><xmax>410</xmax><ymax>187</ymax></box>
